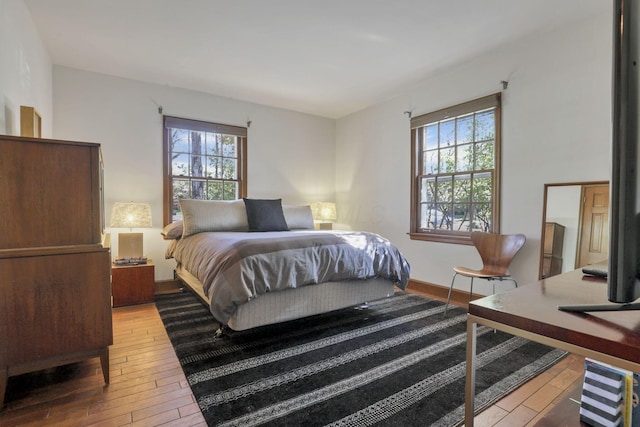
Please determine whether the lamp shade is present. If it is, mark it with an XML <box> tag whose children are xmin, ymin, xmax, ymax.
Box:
<box><xmin>310</xmin><ymin>202</ymin><xmax>337</xmax><ymax>221</ymax></box>
<box><xmin>110</xmin><ymin>202</ymin><xmax>152</xmax><ymax>228</ymax></box>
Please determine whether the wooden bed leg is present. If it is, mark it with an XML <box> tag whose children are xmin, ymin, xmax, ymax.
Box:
<box><xmin>99</xmin><ymin>348</ymin><xmax>110</xmax><ymax>384</ymax></box>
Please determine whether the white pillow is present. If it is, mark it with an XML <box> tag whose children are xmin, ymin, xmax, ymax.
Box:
<box><xmin>179</xmin><ymin>199</ymin><xmax>249</xmax><ymax>237</ymax></box>
<box><xmin>282</xmin><ymin>205</ymin><xmax>315</xmax><ymax>230</ymax></box>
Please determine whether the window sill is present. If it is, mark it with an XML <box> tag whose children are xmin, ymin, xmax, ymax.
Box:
<box><xmin>408</xmin><ymin>232</ymin><xmax>473</xmax><ymax>245</ymax></box>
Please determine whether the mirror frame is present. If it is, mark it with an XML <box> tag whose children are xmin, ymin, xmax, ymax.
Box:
<box><xmin>539</xmin><ymin>180</ymin><xmax>609</xmax><ymax>280</ymax></box>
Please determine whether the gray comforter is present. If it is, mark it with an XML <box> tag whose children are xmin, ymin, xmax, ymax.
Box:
<box><xmin>166</xmin><ymin>230</ymin><xmax>410</xmax><ymax>323</ymax></box>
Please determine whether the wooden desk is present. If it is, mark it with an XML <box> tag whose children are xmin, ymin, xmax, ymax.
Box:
<box><xmin>465</xmin><ymin>269</ymin><xmax>640</xmax><ymax>426</ymax></box>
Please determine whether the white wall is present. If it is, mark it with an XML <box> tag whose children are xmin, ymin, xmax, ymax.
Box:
<box><xmin>52</xmin><ymin>67</ymin><xmax>336</xmax><ymax>280</ymax></box>
<box><xmin>3</xmin><ymin>0</ymin><xmax>612</xmax><ymax>292</ymax></box>
<box><xmin>0</xmin><ymin>0</ymin><xmax>52</xmax><ymax>136</ymax></box>
<box><xmin>335</xmin><ymin>11</ymin><xmax>612</xmax><ymax>295</ymax></box>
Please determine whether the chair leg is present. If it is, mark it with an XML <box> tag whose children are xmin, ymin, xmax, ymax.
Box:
<box><xmin>502</xmin><ymin>278</ymin><xmax>518</xmax><ymax>290</ymax></box>
<box><xmin>494</xmin><ymin>278</ymin><xmax>518</xmax><ymax>295</ymax></box>
<box><xmin>469</xmin><ymin>277</ymin><xmax>474</xmax><ymax>302</ymax></box>
<box><xmin>444</xmin><ymin>273</ymin><xmax>458</xmax><ymax>317</ymax></box>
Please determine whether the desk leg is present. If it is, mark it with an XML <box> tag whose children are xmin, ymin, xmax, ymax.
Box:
<box><xmin>466</xmin><ymin>318</ymin><xmax>478</xmax><ymax>426</ymax></box>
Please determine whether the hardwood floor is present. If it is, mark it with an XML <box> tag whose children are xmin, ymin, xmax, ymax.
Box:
<box><xmin>0</xmin><ymin>303</ymin><xmax>205</xmax><ymax>427</ymax></box>
<box><xmin>0</xmin><ymin>291</ymin><xmax>584</xmax><ymax>427</ymax></box>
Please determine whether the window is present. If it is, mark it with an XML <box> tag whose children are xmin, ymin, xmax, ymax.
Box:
<box><xmin>163</xmin><ymin>116</ymin><xmax>247</xmax><ymax>225</ymax></box>
<box><xmin>409</xmin><ymin>93</ymin><xmax>501</xmax><ymax>244</ymax></box>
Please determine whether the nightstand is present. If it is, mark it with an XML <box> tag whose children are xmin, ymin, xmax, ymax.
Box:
<box><xmin>111</xmin><ymin>260</ymin><xmax>155</xmax><ymax>307</ymax></box>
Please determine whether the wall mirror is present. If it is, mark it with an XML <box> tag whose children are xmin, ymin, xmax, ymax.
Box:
<box><xmin>539</xmin><ymin>181</ymin><xmax>609</xmax><ymax>279</ymax></box>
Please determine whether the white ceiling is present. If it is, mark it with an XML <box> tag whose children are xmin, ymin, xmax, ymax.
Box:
<box><xmin>24</xmin><ymin>0</ymin><xmax>609</xmax><ymax>119</ymax></box>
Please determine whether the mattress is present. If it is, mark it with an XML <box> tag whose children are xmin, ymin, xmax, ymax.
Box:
<box><xmin>175</xmin><ymin>266</ymin><xmax>396</xmax><ymax>330</ymax></box>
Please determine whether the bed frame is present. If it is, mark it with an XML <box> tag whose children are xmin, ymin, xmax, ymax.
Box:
<box><xmin>175</xmin><ymin>266</ymin><xmax>397</xmax><ymax>331</ymax></box>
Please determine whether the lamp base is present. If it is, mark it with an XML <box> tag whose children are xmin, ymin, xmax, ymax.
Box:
<box><xmin>118</xmin><ymin>232</ymin><xmax>144</xmax><ymax>259</ymax></box>
<box><xmin>319</xmin><ymin>223</ymin><xmax>333</xmax><ymax>230</ymax></box>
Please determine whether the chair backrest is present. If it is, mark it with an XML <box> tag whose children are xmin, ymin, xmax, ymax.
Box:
<box><xmin>471</xmin><ymin>231</ymin><xmax>526</xmax><ymax>277</ymax></box>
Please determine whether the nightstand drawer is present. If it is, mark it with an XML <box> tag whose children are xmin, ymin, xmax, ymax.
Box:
<box><xmin>111</xmin><ymin>261</ymin><xmax>155</xmax><ymax>307</ymax></box>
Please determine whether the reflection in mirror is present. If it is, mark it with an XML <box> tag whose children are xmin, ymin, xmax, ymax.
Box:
<box><xmin>539</xmin><ymin>181</ymin><xmax>609</xmax><ymax>279</ymax></box>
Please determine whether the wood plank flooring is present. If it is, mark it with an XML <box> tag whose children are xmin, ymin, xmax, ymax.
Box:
<box><xmin>0</xmin><ymin>291</ymin><xmax>585</xmax><ymax>426</ymax></box>
<box><xmin>0</xmin><ymin>302</ymin><xmax>205</xmax><ymax>427</ymax></box>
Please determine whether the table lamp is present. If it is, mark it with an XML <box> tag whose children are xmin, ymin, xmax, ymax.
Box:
<box><xmin>311</xmin><ymin>202</ymin><xmax>337</xmax><ymax>230</ymax></box>
<box><xmin>110</xmin><ymin>202</ymin><xmax>152</xmax><ymax>260</ymax></box>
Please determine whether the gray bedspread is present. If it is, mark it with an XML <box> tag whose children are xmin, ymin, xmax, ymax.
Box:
<box><xmin>166</xmin><ymin>230</ymin><xmax>410</xmax><ymax>323</ymax></box>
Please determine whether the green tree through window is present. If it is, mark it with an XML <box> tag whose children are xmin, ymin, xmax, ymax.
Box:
<box><xmin>163</xmin><ymin>116</ymin><xmax>247</xmax><ymax>225</ymax></box>
<box><xmin>410</xmin><ymin>94</ymin><xmax>501</xmax><ymax>244</ymax></box>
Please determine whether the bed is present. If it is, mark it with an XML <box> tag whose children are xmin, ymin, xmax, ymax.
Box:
<box><xmin>163</xmin><ymin>198</ymin><xmax>410</xmax><ymax>331</ymax></box>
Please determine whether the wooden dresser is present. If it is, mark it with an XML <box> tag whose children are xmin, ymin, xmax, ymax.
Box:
<box><xmin>0</xmin><ymin>135</ymin><xmax>112</xmax><ymax>407</ymax></box>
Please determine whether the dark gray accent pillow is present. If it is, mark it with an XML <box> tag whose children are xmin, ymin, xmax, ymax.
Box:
<box><xmin>243</xmin><ymin>198</ymin><xmax>290</xmax><ymax>232</ymax></box>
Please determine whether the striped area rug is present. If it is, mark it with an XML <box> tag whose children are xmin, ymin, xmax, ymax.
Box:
<box><xmin>155</xmin><ymin>291</ymin><xmax>566</xmax><ymax>427</ymax></box>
